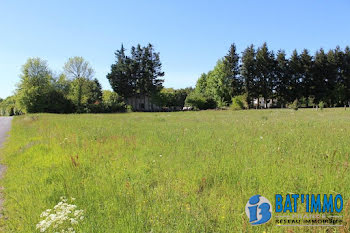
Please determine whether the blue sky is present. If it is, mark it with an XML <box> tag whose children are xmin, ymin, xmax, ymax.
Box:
<box><xmin>1</xmin><ymin>0</ymin><xmax>350</xmax><ymax>99</ymax></box>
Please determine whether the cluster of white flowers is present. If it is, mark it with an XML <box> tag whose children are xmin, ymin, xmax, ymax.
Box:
<box><xmin>36</xmin><ymin>197</ymin><xmax>84</xmax><ymax>233</ymax></box>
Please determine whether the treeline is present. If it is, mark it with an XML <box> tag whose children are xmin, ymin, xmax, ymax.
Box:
<box><xmin>0</xmin><ymin>57</ymin><xmax>126</xmax><ymax>116</ymax></box>
<box><xmin>2</xmin><ymin>42</ymin><xmax>350</xmax><ymax>115</ymax></box>
<box><xmin>189</xmin><ymin>43</ymin><xmax>350</xmax><ymax>109</ymax></box>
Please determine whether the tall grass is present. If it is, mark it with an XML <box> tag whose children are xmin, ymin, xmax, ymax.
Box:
<box><xmin>0</xmin><ymin>109</ymin><xmax>350</xmax><ymax>232</ymax></box>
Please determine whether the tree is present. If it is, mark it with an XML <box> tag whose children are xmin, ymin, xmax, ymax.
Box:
<box><xmin>223</xmin><ymin>43</ymin><xmax>242</xmax><ymax>96</ymax></box>
<box><xmin>313</xmin><ymin>49</ymin><xmax>329</xmax><ymax>104</ymax></box>
<box><xmin>275</xmin><ymin>50</ymin><xmax>290</xmax><ymax>106</ymax></box>
<box><xmin>241</xmin><ymin>45</ymin><xmax>257</xmax><ymax>107</ymax></box>
<box><xmin>63</xmin><ymin>56</ymin><xmax>94</xmax><ymax>80</ymax></box>
<box><xmin>67</xmin><ymin>78</ymin><xmax>102</xmax><ymax>112</ymax></box>
<box><xmin>54</xmin><ymin>73</ymin><xmax>71</xmax><ymax>97</ymax></box>
<box><xmin>174</xmin><ymin>88</ymin><xmax>193</xmax><ymax>108</ymax></box>
<box><xmin>90</xmin><ymin>79</ymin><xmax>103</xmax><ymax>104</ymax></box>
<box><xmin>64</xmin><ymin>57</ymin><xmax>97</xmax><ymax>110</ymax></box>
<box><xmin>289</xmin><ymin>50</ymin><xmax>302</xmax><ymax>102</ymax></box>
<box><xmin>139</xmin><ymin>44</ymin><xmax>164</xmax><ymax>96</ymax></box>
<box><xmin>16</xmin><ymin>58</ymin><xmax>53</xmax><ymax>113</ymax></box>
<box><xmin>193</xmin><ymin>44</ymin><xmax>242</xmax><ymax>107</ymax></box>
<box><xmin>299</xmin><ymin>49</ymin><xmax>313</xmax><ymax>105</ymax></box>
<box><xmin>195</xmin><ymin>73</ymin><xmax>208</xmax><ymax>94</ymax></box>
<box><xmin>107</xmin><ymin>44</ymin><xmax>164</xmax><ymax>98</ymax></box>
<box><xmin>205</xmin><ymin>59</ymin><xmax>233</xmax><ymax>105</ymax></box>
<box><xmin>107</xmin><ymin>44</ymin><xmax>134</xmax><ymax>98</ymax></box>
<box><xmin>327</xmin><ymin>47</ymin><xmax>344</xmax><ymax>106</ymax></box>
<box><xmin>343</xmin><ymin>47</ymin><xmax>350</xmax><ymax>105</ymax></box>
<box><xmin>255</xmin><ymin>43</ymin><xmax>276</xmax><ymax>108</ymax></box>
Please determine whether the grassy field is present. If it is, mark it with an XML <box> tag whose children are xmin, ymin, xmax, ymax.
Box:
<box><xmin>0</xmin><ymin>109</ymin><xmax>350</xmax><ymax>232</ymax></box>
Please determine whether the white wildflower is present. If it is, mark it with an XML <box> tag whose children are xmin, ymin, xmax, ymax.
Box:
<box><xmin>36</xmin><ymin>197</ymin><xmax>84</xmax><ymax>232</ymax></box>
<box><xmin>70</xmin><ymin>218</ymin><xmax>78</xmax><ymax>225</ymax></box>
<box><xmin>260</xmin><ymin>136</ymin><xmax>263</xmax><ymax>140</ymax></box>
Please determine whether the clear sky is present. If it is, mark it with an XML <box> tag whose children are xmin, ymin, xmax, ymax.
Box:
<box><xmin>1</xmin><ymin>0</ymin><xmax>350</xmax><ymax>99</ymax></box>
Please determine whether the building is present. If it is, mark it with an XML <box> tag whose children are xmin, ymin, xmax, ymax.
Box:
<box><xmin>253</xmin><ymin>97</ymin><xmax>277</xmax><ymax>108</ymax></box>
<box><xmin>125</xmin><ymin>95</ymin><xmax>161</xmax><ymax>111</ymax></box>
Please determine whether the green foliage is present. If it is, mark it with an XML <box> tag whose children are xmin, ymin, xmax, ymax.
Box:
<box><xmin>152</xmin><ymin>88</ymin><xmax>193</xmax><ymax>109</ymax></box>
<box><xmin>185</xmin><ymin>92</ymin><xmax>216</xmax><ymax>110</ymax></box>
<box><xmin>16</xmin><ymin>58</ymin><xmax>53</xmax><ymax>113</ymax></box>
<box><xmin>307</xmin><ymin>96</ymin><xmax>315</xmax><ymax>107</ymax></box>
<box><xmin>223</xmin><ymin>43</ymin><xmax>243</xmax><ymax>97</ymax></box>
<box><xmin>126</xmin><ymin>105</ymin><xmax>133</xmax><ymax>112</ymax></box>
<box><xmin>255</xmin><ymin>43</ymin><xmax>275</xmax><ymax>105</ymax></box>
<box><xmin>318</xmin><ymin>101</ymin><xmax>325</xmax><ymax>110</ymax></box>
<box><xmin>63</xmin><ymin>56</ymin><xmax>95</xmax><ymax>80</ymax></box>
<box><xmin>63</xmin><ymin>57</ymin><xmax>102</xmax><ymax>112</ymax></box>
<box><xmin>66</xmin><ymin>77</ymin><xmax>103</xmax><ymax>113</ymax></box>
<box><xmin>107</xmin><ymin>44</ymin><xmax>164</xmax><ymax>98</ymax></box>
<box><xmin>13</xmin><ymin>57</ymin><xmax>109</xmax><ymax>114</ymax></box>
<box><xmin>205</xmin><ymin>60</ymin><xmax>232</xmax><ymax>104</ymax></box>
<box><xmin>0</xmin><ymin>96</ymin><xmax>22</xmax><ymax>116</ymax></box>
<box><xmin>44</xmin><ymin>90</ymin><xmax>75</xmax><ymax>113</ymax></box>
<box><xmin>216</xmin><ymin>98</ymin><xmax>228</xmax><ymax>109</ymax></box>
<box><xmin>195</xmin><ymin>73</ymin><xmax>207</xmax><ymax>94</ymax></box>
<box><xmin>194</xmin><ymin>44</ymin><xmax>242</xmax><ymax>107</ymax></box>
<box><xmin>102</xmin><ymin>90</ymin><xmax>126</xmax><ymax>112</ymax></box>
<box><xmin>299</xmin><ymin>96</ymin><xmax>307</xmax><ymax>108</ymax></box>
<box><xmin>289</xmin><ymin>99</ymin><xmax>300</xmax><ymax>111</ymax></box>
<box><xmin>230</xmin><ymin>94</ymin><xmax>248</xmax><ymax>110</ymax></box>
<box><xmin>275</xmin><ymin>50</ymin><xmax>290</xmax><ymax>106</ymax></box>
<box><xmin>2</xmin><ymin>109</ymin><xmax>350</xmax><ymax>232</ymax></box>
<box><xmin>240</xmin><ymin>45</ymin><xmax>256</xmax><ymax>107</ymax></box>
<box><xmin>195</xmin><ymin>43</ymin><xmax>350</xmax><ymax>109</ymax></box>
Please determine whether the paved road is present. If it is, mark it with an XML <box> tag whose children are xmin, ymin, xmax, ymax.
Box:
<box><xmin>0</xmin><ymin>116</ymin><xmax>12</xmax><ymax>178</ymax></box>
<box><xmin>0</xmin><ymin>117</ymin><xmax>12</xmax><ymax>218</ymax></box>
<box><xmin>0</xmin><ymin>117</ymin><xmax>13</xmax><ymax>148</ymax></box>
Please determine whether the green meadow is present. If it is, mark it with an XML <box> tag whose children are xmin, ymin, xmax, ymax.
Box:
<box><xmin>1</xmin><ymin>109</ymin><xmax>350</xmax><ymax>232</ymax></box>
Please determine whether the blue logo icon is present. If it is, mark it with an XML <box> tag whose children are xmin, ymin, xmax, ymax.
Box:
<box><xmin>245</xmin><ymin>195</ymin><xmax>272</xmax><ymax>225</ymax></box>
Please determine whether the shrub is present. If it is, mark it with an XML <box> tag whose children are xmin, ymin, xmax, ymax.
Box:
<box><xmin>152</xmin><ymin>88</ymin><xmax>193</xmax><ymax>109</ymax></box>
<box><xmin>308</xmin><ymin>96</ymin><xmax>315</xmax><ymax>107</ymax></box>
<box><xmin>318</xmin><ymin>101</ymin><xmax>325</xmax><ymax>110</ymax></box>
<box><xmin>126</xmin><ymin>105</ymin><xmax>133</xmax><ymax>112</ymax></box>
<box><xmin>44</xmin><ymin>90</ymin><xmax>75</xmax><ymax>113</ymax></box>
<box><xmin>102</xmin><ymin>90</ymin><xmax>126</xmax><ymax>112</ymax></box>
<box><xmin>230</xmin><ymin>94</ymin><xmax>248</xmax><ymax>110</ymax></box>
<box><xmin>217</xmin><ymin>98</ymin><xmax>228</xmax><ymax>109</ymax></box>
<box><xmin>289</xmin><ymin>99</ymin><xmax>299</xmax><ymax>111</ymax></box>
<box><xmin>185</xmin><ymin>92</ymin><xmax>216</xmax><ymax>110</ymax></box>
